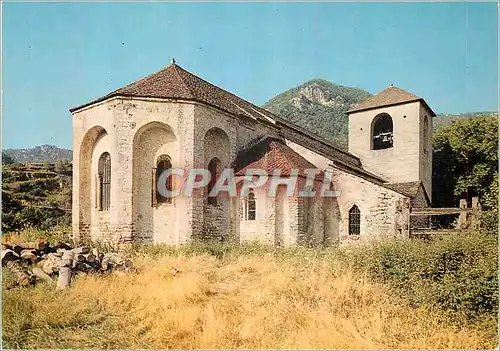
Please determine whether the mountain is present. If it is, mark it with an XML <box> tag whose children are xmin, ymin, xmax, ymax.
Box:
<box><xmin>3</xmin><ymin>145</ymin><xmax>72</xmax><ymax>164</ymax></box>
<box><xmin>263</xmin><ymin>79</ymin><xmax>372</xmax><ymax>150</ymax></box>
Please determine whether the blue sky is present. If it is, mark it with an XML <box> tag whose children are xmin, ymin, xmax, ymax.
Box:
<box><xmin>2</xmin><ymin>2</ymin><xmax>498</xmax><ymax>149</ymax></box>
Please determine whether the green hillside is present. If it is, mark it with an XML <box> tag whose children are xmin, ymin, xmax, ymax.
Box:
<box><xmin>434</xmin><ymin>111</ymin><xmax>497</xmax><ymax>132</ymax></box>
<box><xmin>263</xmin><ymin>79</ymin><xmax>371</xmax><ymax>150</ymax></box>
<box><xmin>2</xmin><ymin>163</ymin><xmax>72</xmax><ymax>232</ymax></box>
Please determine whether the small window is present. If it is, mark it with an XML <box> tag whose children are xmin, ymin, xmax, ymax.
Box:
<box><xmin>97</xmin><ymin>152</ymin><xmax>111</xmax><ymax>211</ymax></box>
<box><xmin>372</xmin><ymin>113</ymin><xmax>393</xmax><ymax>150</ymax></box>
<box><xmin>245</xmin><ymin>190</ymin><xmax>256</xmax><ymax>220</ymax></box>
<box><xmin>208</xmin><ymin>157</ymin><xmax>221</xmax><ymax>205</ymax></box>
<box><xmin>155</xmin><ymin>155</ymin><xmax>173</xmax><ymax>205</ymax></box>
<box><xmin>348</xmin><ymin>205</ymin><xmax>360</xmax><ymax>235</ymax></box>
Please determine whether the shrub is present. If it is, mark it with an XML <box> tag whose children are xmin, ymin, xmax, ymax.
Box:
<box><xmin>3</xmin><ymin>226</ymin><xmax>72</xmax><ymax>245</ymax></box>
<box><xmin>343</xmin><ymin>231</ymin><xmax>498</xmax><ymax>323</ymax></box>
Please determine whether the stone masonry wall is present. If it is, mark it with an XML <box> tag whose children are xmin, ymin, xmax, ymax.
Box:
<box><xmin>73</xmin><ymin>98</ymin><xmax>197</xmax><ymax>244</ymax></box>
<box><xmin>285</xmin><ymin>139</ymin><xmax>408</xmax><ymax>240</ymax></box>
<box><xmin>74</xmin><ymin>95</ymin><xmax>413</xmax><ymax>245</ymax></box>
<box><xmin>194</xmin><ymin>104</ymin><xmax>281</xmax><ymax>241</ymax></box>
<box><xmin>89</xmin><ymin>132</ymin><xmax>114</xmax><ymax>241</ymax></box>
<box><xmin>331</xmin><ymin>168</ymin><xmax>406</xmax><ymax>240</ymax></box>
<box><xmin>419</xmin><ymin>104</ymin><xmax>433</xmax><ymax>202</ymax></box>
<box><xmin>72</xmin><ymin>100</ymin><xmax>116</xmax><ymax>242</ymax></box>
<box><xmin>239</xmin><ymin>186</ymin><xmax>276</xmax><ymax>244</ymax></box>
<box><xmin>348</xmin><ymin>101</ymin><xmax>423</xmax><ymax>184</ymax></box>
<box><xmin>123</xmin><ymin>99</ymin><xmax>195</xmax><ymax>244</ymax></box>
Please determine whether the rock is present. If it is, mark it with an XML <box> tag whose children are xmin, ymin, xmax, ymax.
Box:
<box><xmin>124</xmin><ymin>259</ymin><xmax>134</xmax><ymax>268</ymax></box>
<box><xmin>101</xmin><ymin>257</ymin><xmax>110</xmax><ymax>271</ymax></box>
<box><xmin>72</xmin><ymin>247</ymin><xmax>90</xmax><ymax>254</ymax></box>
<box><xmin>6</xmin><ymin>260</ymin><xmax>32</xmax><ymax>286</ymax></box>
<box><xmin>2</xmin><ymin>249</ymin><xmax>20</xmax><ymax>266</ymax></box>
<box><xmin>53</xmin><ymin>242</ymin><xmax>72</xmax><ymax>251</ymax></box>
<box><xmin>20</xmin><ymin>249</ymin><xmax>37</xmax><ymax>263</ymax></box>
<box><xmin>10</xmin><ymin>245</ymin><xmax>24</xmax><ymax>255</ymax></box>
<box><xmin>74</xmin><ymin>254</ymin><xmax>86</xmax><ymax>263</ymax></box>
<box><xmin>32</xmin><ymin>267</ymin><xmax>53</xmax><ymax>283</ymax></box>
<box><xmin>84</xmin><ymin>253</ymin><xmax>97</xmax><ymax>263</ymax></box>
<box><xmin>42</xmin><ymin>253</ymin><xmax>61</xmax><ymax>274</ymax></box>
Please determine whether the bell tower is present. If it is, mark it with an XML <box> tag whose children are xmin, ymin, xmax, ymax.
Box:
<box><xmin>347</xmin><ymin>85</ymin><xmax>434</xmax><ymax>201</ymax></box>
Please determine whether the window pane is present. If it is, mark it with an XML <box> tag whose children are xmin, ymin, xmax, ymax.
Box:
<box><xmin>248</xmin><ymin>210</ymin><xmax>256</xmax><ymax>221</ymax></box>
<box><xmin>349</xmin><ymin>205</ymin><xmax>360</xmax><ymax>235</ymax></box>
<box><xmin>156</xmin><ymin>156</ymin><xmax>172</xmax><ymax>204</ymax></box>
<box><xmin>98</xmin><ymin>152</ymin><xmax>111</xmax><ymax>211</ymax></box>
<box><xmin>246</xmin><ymin>191</ymin><xmax>256</xmax><ymax>220</ymax></box>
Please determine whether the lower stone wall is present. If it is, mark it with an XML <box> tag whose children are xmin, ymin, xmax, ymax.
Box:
<box><xmin>203</xmin><ymin>202</ymin><xmax>229</xmax><ymax>240</ymax></box>
<box><xmin>284</xmin><ymin>196</ymin><xmax>300</xmax><ymax>246</ymax></box>
<box><xmin>303</xmin><ymin>197</ymin><xmax>324</xmax><ymax>246</ymax></box>
<box><xmin>332</xmin><ymin>167</ymin><xmax>406</xmax><ymax>240</ymax></box>
<box><xmin>285</xmin><ymin>138</ymin><xmax>408</xmax><ymax>241</ymax></box>
<box><xmin>239</xmin><ymin>188</ymin><xmax>276</xmax><ymax>244</ymax></box>
<box><xmin>153</xmin><ymin>204</ymin><xmax>177</xmax><ymax>244</ymax></box>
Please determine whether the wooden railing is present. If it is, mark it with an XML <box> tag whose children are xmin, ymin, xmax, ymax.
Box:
<box><xmin>407</xmin><ymin>197</ymin><xmax>482</xmax><ymax>238</ymax></box>
<box><xmin>409</xmin><ymin>207</ymin><xmax>473</xmax><ymax>215</ymax></box>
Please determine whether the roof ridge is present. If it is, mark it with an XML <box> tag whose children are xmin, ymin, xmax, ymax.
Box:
<box><xmin>174</xmin><ymin>64</ymin><xmax>275</xmax><ymax>123</ymax></box>
<box><xmin>170</xmin><ymin>64</ymin><xmax>195</xmax><ymax>99</ymax></box>
<box><xmin>174</xmin><ymin>64</ymin><xmax>226</xmax><ymax>97</ymax></box>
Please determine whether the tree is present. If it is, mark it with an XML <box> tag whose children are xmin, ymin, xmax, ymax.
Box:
<box><xmin>54</xmin><ymin>159</ymin><xmax>70</xmax><ymax>174</ymax></box>
<box><xmin>2</xmin><ymin>153</ymin><xmax>14</xmax><ymax>165</ymax></box>
<box><xmin>433</xmin><ymin>116</ymin><xmax>498</xmax><ymax>210</ymax></box>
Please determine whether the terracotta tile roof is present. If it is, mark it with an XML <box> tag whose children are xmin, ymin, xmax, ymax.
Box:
<box><xmin>347</xmin><ymin>85</ymin><xmax>436</xmax><ymax>116</ymax></box>
<box><xmin>70</xmin><ymin>62</ymin><xmax>366</xmax><ymax>167</ymax></box>
<box><xmin>69</xmin><ymin>63</ymin><xmax>277</xmax><ymax>125</ymax></box>
<box><xmin>383</xmin><ymin>181</ymin><xmax>423</xmax><ymax>198</ymax></box>
<box><xmin>69</xmin><ymin>62</ymin><xmax>397</xmax><ymax>182</ymax></box>
<box><xmin>233</xmin><ymin>137</ymin><xmax>324</xmax><ymax>182</ymax></box>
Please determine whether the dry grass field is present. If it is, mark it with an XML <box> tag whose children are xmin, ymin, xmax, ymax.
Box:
<box><xmin>2</xmin><ymin>243</ymin><xmax>496</xmax><ymax>349</ymax></box>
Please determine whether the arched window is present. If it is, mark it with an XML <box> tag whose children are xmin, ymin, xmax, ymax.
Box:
<box><xmin>155</xmin><ymin>155</ymin><xmax>173</xmax><ymax>205</ymax></box>
<box><xmin>97</xmin><ymin>152</ymin><xmax>111</xmax><ymax>211</ymax></box>
<box><xmin>245</xmin><ymin>190</ymin><xmax>256</xmax><ymax>220</ymax></box>
<box><xmin>372</xmin><ymin>113</ymin><xmax>393</xmax><ymax>150</ymax></box>
<box><xmin>423</xmin><ymin>115</ymin><xmax>429</xmax><ymax>152</ymax></box>
<box><xmin>208</xmin><ymin>157</ymin><xmax>221</xmax><ymax>205</ymax></box>
<box><xmin>348</xmin><ymin>205</ymin><xmax>360</xmax><ymax>235</ymax></box>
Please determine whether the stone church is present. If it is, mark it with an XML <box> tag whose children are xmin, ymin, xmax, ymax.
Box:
<box><xmin>70</xmin><ymin>61</ymin><xmax>434</xmax><ymax>246</ymax></box>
